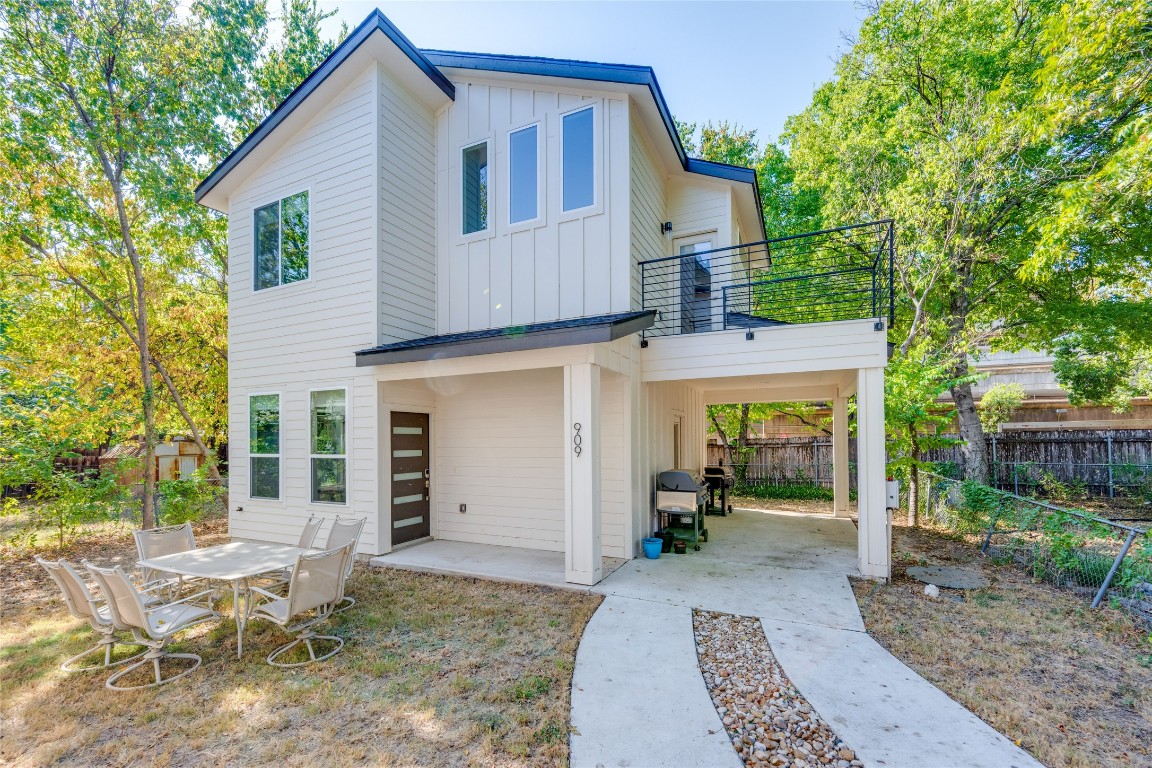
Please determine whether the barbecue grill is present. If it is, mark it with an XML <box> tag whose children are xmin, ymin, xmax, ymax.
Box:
<box><xmin>703</xmin><ymin>464</ymin><xmax>734</xmax><ymax>516</ymax></box>
<box><xmin>655</xmin><ymin>470</ymin><xmax>707</xmax><ymax>550</ymax></box>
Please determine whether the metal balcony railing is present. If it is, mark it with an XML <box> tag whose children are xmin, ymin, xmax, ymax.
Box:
<box><xmin>639</xmin><ymin>220</ymin><xmax>895</xmax><ymax>338</ymax></box>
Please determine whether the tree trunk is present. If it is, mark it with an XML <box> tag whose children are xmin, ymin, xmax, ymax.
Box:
<box><xmin>735</xmin><ymin>404</ymin><xmax>752</xmax><ymax>486</ymax></box>
<box><xmin>709</xmin><ymin>411</ymin><xmax>736</xmax><ymax>470</ymax></box>
<box><xmin>138</xmin><ymin>346</ymin><xmax>157</xmax><ymax>530</ymax></box>
<box><xmin>950</xmin><ymin>368</ymin><xmax>988</xmax><ymax>483</ymax></box>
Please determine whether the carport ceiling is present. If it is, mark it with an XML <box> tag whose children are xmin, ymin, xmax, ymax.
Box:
<box><xmin>690</xmin><ymin>370</ymin><xmax>858</xmax><ymax>405</ymax></box>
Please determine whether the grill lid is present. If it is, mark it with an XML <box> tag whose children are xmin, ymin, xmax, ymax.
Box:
<box><xmin>658</xmin><ymin>470</ymin><xmax>702</xmax><ymax>492</ymax></box>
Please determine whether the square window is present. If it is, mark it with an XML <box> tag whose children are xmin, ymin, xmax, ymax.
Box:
<box><xmin>253</xmin><ymin>191</ymin><xmax>309</xmax><ymax>290</ymax></box>
<box><xmin>509</xmin><ymin>125</ymin><xmax>538</xmax><ymax>224</ymax></box>
<box><xmin>462</xmin><ymin>142</ymin><xmax>489</xmax><ymax>235</ymax></box>
<box><xmin>562</xmin><ymin>108</ymin><xmax>595</xmax><ymax>211</ymax></box>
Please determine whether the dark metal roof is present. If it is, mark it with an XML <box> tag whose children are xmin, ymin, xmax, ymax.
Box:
<box><xmin>355</xmin><ymin>310</ymin><xmax>656</xmax><ymax>366</ymax></box>
<box><xmin>195</xmin><ymin>10</ymin><xmax>454</xmax><ymax>204</ymax></box>
<box><xmin>421</xmin><ymin>49</ymin><xmax>765</xmax><ymax>235</ymax></box>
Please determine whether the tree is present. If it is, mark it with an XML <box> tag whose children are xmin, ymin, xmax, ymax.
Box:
<box><xmin>784</xmin><ymin>0</ymin><xmax>1145</xmax><ymax>483</ymax></box>
<box><xmin>977</xmin><ymin>382</ymin><xmax>1026</xmax><ymax>432</ymax></box>
<box><xmin>885</xmin><ymin>345</ymin><xmax>972</xmax><ymax>523</ymax></box>
<box><xmin>0</xmin><ymin>0</ymin><xmax>336</xmax><ymax>525</ymax></box>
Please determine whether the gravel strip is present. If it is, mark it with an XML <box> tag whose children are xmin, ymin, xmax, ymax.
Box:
<box><xmin>694</xmin><ymin>610</ymin><xmax>864</xmax><ymax>768</ymax></box>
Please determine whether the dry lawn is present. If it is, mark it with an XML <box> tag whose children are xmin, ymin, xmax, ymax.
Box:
<box><xmin>0</xmin><ymin>518</ymin><xmax>601</xmax><ymax>767</ymax></box>
<box><xmin>853</xmin><ymin>516</ymin><xmax>1152</xmax><ymax>768</ymax></box>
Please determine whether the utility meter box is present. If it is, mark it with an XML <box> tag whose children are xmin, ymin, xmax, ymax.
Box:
<box><xmin>885</xmin><ymin>479</ymin><xmax>900</xmax><ymax>509</ymax></box>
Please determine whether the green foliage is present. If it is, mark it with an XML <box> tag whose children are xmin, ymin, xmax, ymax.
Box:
<box><xmin>884</xmin><ymin>344</ymin><xmax>971</xmax><ymax>483</ymax></box>
<box><xmin>156</xmin><ymin>471</ymin><xmax>226</xmax><ymax>525</ymax></box>
<box><xmin>735</xmin><ymin>482</ymin><xmax>837</xmax><ymax>502</ymax></box>
<box><xmin>1053</xmin><ymin>334</ymin><xmax>1152</xmax><ymax>412</ymax></box>
<box><xmin>977</xmin><ymin>382</ymin><xmax>1026</xmax><ymax>432</ymax></box>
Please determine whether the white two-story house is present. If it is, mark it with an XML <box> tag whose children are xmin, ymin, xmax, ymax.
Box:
<box><xmin>196</xmin><ymin>9</ymin><xmax>893</xmax><ymax>585</ymax></box>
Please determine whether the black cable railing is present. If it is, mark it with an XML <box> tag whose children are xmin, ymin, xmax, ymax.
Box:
<box><xmin>639</xmin><ymin>220</ymin><xmax>895</xmax><ymax>338</ymax></box>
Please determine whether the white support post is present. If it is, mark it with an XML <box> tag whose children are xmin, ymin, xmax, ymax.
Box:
<box><xmin>832</xmin><ymin>395</ymin><xmax>851</xmax><ymax>519</ymax></box>
<box><xmin>856</xmin><ymin>367</ymin><xmax>890</xmax><ymax>579</ymax></box>
<box><xmin>564</xmin><ymin>363</ymin><xmax>603</xmax><ymax>585</ymax></box>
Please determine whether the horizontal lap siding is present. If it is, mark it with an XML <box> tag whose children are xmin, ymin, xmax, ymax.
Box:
<box><xmin>227</xmin><ymin>65</ymin><xmax>381</xmax><ymax>553</ymax></box>
<box><xmin>669</xmin><ymin>182</ymin><xmax>731</xmax><ymax>241</ymax></box>
<box><xmin>379</xmin><ymin>63</ymin><xmax>437</xmax><ymax>343</ymax></box>
<box><xmin>434</xmin><ymin>369</ymin><xmax>565</xmax><ymax>551</ymax></box>
<box><xmin>640</xmin><ymin>320</ymin><xmax>889</xmax><ymax>381</ymax></box>
<box><xmin>630</xmin><ymin>123</ymin><xmax>667</xmax><ymax>311</ymax></box>
<box><xmin>600</xmin><ymin>371</ymin><xmax>627</xmax><ymax>558</ymax></box>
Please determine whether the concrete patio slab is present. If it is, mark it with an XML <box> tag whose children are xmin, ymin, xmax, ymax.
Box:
<box><xmin>573</xmin><ymin>507</ymin><xmax>1043</xmax><ymax>768</ymax></box>
<box><xmin>369</xmin><ymin>539</ymin><xmax>624</xmax><ymax>590</ymax></box>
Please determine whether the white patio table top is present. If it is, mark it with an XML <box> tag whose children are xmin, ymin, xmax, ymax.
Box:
<box><xmin>138</xmin><ymin>541</ymin><xmax>308</xmax><ymax>658</ymax></box>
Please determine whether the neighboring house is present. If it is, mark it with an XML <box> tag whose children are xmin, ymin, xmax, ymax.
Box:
<box><xmin>100</xmin><ymin>437</ymin><xmax>206</xmax><ymax>484</ymax></box>
<box><xmin>195</xmin><ymin>10</ymin><xmax>894</xmax><ymax>584</ymax></box>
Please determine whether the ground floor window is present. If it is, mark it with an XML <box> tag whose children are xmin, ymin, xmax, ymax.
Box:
<box><xmin>249</xmin><ymin>393</ymin><xmax>280</xmax><ymax>499</ymax></box>
<box><xmin>310</xmin><ymin>389</ymin><xmax>347</xmax><ymax>503</ymax></box>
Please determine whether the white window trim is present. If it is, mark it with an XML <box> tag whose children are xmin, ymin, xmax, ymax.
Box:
<box><xmin>247</xmin><ymin>391</ymin><xmax>283</xmax><ymax>501</ymax></box>
<box><xmin>558</xmin><ymin>102</ymin><xmax>603</xmax><ymax>220</ymax></box>
<box><xmin>505</xmin><ymin>120</ymin><xmax>546</xmax><ymax>232</ymax></box>
<box><xmin>251</xmin><ymin>187</ymin><xmax>312</xmax><ymax>294</ymax></box>
<box><xmin>459</xmin><ymin>137</ymin><xmax>494</xmax><ymax>241</ymax></box>
<box><xmin>308</xmin><ymin>385</ymin><xmax>350</xmax><ymax>507</ymax></box>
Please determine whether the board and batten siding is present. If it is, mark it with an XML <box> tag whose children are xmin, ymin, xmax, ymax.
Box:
<box><xmin>377</xmin><ymin>62</ymin><xmax>438</xmax><ymax>344</ymax></box>
<box><xmin>227</xmin><ymin>64</ymin><xmax>383</xmax><ymax>553</ymax></box>
<box><xmin>435</xmin><ymin>79</ymin><xmax>632</xmax><ymax>334</ymax></box>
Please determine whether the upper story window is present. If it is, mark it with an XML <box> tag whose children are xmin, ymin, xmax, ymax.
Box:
<box><xmin>249</xmin><ymin>393</ymin><xmax>280</xmax><ymax>500</ymax></box>
<box><xmin>562</xmin><ymin>107</ymin><xmax>595</xmax><ymax>212</ymax></box>
<box><xmin>462</xmin><ymin>141</ymin><xmax>489</xmax><ymax>235</ymax></box>
<box><xmin>254</xmin><ymin>191</ymin><xmax>309</xmax><ymax>291</ymax></box>
<box><xmin>509</xmin><ymin>124</ymin><xmax>538</xmax><ymax>224</ymax></box>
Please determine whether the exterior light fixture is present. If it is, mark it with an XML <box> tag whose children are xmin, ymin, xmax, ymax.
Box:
<box><xmin>661</xmin><ymin>221</ymin><xmax>673</xmax><ymax>239</ymax></box>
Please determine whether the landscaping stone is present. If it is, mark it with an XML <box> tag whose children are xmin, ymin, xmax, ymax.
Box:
<box><xmin>693</xmin><ymin>610</ymin><xmax>865</xmax><ymax>768</ymax></box>
<box><xmin>906</xmin><ymin>565</ymin><xmax>989</xmax><ymax>589</ymax></box>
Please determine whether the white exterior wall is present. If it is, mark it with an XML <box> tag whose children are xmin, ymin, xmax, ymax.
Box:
<box><xmin>636</xmin><ymin>379</ymin><xmax>706</xmax><ymax>541</ymax></box>
<box><xmin>227</xmin><ymin>64</ymin><xmax>383</xmax><ymax>553</ymax></box>
<box><xmin>433</xmin><ymin>369</ymin><xmax>566</xmax><ymax>551</ymax></box>
<box><xmin>435</xmin><ymin>79</ymin><xmax>632</xmax><ymax>333</ymax></box>
<box><xmin>378</xmin><ymin>63</ymin><xmax>438</xmax><ymax>343</ymax></box>
<box><xmin>629</xmin><ymin>122</ymin><xmax>668</xmax><ymax>310</ymax></box>
<box><xmin>668</xmin><ymin>180</ymin><xmax>734</xmax><ymax>246</ymax></box>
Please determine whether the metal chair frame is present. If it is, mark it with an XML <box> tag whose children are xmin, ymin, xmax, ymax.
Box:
<box><xmin>323</xmin><ymin>516</ymin><xmax>365</xmax><ymax>614</ymax></box>
<box><xmin>83</xmin><ymin>561</ymin><xmax>219</xmax><ymax>691</ymax></box>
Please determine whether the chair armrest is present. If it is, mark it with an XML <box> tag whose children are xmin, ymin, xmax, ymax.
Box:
<box><xmin>247</xmin><ymin>585</ymin><xmax>283</xmax><ymax>601</ymax></box>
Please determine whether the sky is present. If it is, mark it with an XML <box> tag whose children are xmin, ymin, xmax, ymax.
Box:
<box><xmin>311</xmin><ymin>1</ymin><xmax>863</xmax><ymax>143</ymax></box>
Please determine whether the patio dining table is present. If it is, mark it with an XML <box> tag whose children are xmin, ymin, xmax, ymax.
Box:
<box><xmin>136</xmin><ymin>541</ymin><xmax>308</xmax><ymax>658</ymax></box>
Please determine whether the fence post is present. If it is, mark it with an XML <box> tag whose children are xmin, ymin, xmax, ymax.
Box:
<box><xmin>990</xmin><ymin>434</ymin><xmax>998</xmax><ymax>490</ymax></box>
<box><xmin>1091</xmin><ymin>529</ymin><xmax>1139</xmax><ymax>608</ymax></box>
<box><xmin>1106</xmin><ymin>434</ymin><xmax>1114</xmax><ymax>499</ymax></box>
<box><xmin>813</xmin><ymin>439</ymin><xmax>820</xmax><ymax>488</ymax></box>
<box><xmin>980</xmin><ymin>500</ymin><xmax>1003</xmax><ymax>554</ymax></box>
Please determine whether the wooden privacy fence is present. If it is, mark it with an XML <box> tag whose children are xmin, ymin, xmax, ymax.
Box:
<box><xmin>707</xmin><ymin>437</ymin><xmax>858</xmax><ymax>490</ymax></box>
<box><xmin>709</xmin><ymin>429</ymin><xmax>1152</xmax><ymax>499</ymax></box>
<box><xmin>922</xmin><ymin>430</ymin><xmax>1152</xmax><ymax>498</ymax></box>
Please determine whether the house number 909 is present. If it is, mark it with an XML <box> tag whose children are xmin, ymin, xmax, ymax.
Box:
<box><xmin>572</xmin><ymin>423</ymin><xmax>583</xmax><ymax>457</ymax></box>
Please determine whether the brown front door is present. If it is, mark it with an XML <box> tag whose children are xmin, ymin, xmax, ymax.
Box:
<box><xmin>391</xmin><ymin>411</ymin><xmax>431</xmax><ymax>545</ymax></box>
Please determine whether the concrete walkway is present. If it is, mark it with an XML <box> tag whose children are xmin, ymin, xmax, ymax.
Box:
<box><xmin>570</xmin><ymin>508</ymin><xmax>1044</xmax><ymax>768</ymax></box>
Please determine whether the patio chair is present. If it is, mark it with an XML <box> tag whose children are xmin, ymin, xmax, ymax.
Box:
<box><xmin>133</xmin><ymin>522</ymin><xmax>197</xmax><ymax>596</ymax></box>
<box><xmin>255</xmin><ymin>514</ymin><xmax>325</xmax><ymax>589</ymax></box>
<box><xmin>83</xmin><ymin>560</ymin><xmax>219</xmax><ymax>691</ymax></box>
<box><xmin>35</xmin><ymin>556</ymin><xmax>148</xmax><ymax>673</ymax></box>
<box><xmin>246</xmin><ymin>544</ymin><xmax>353</xmax><ymax>667</ymax></box>
<box><xmin>322</xmin><ymin>516</ymin><xmax>365</xmax><ymax>613</ymax></box>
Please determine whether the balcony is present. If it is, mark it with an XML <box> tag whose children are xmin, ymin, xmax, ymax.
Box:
<box><xmin>638</xmin><ymin>220</ymin><xmax>894</xmax><ymax>339</ymax></box>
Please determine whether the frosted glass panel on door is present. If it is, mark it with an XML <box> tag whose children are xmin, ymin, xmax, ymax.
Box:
<box><xmin>392</xmin><ymin>426</ymin><xmax>423</xmax><ymax>435</ymax></box>
<box><xmin>393</xmin><ymin>449</ymin><xmax>423</xmax><ymax>458</ymax></box>
<box><xmin>393</xmin><ymin>472</ymin><xmax>423</xmax><ymax>481</ymax></box>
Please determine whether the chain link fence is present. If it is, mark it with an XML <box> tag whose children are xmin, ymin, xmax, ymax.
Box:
<box><xmin>921</xmin><ymin>472</ymin><xmax>1152</xmax><ymax>624</ymax></box>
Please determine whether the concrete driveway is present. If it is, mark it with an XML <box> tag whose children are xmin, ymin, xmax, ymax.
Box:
<box><xmin>570</xmin><ymin>508</ymin><xmax>1044</xmax><ymax>768</ymax></box>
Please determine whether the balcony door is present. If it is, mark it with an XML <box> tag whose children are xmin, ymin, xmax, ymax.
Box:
<box><xmin>675</xmin><ymin>234</ymin><xmax>714</xmax><ymax>334</ymax></box>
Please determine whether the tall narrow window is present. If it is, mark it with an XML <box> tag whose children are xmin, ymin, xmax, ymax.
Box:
<box><xmin>462</xmin><ymin>142</ymin><xmax>489</xmax><ymax>234</ymax></box>
<box><xmin>253</xmin><ymin>190</ymin><xmax>309</xmax><ymax>290</ymax></box>
<box><xmin>310</xmin><ymin>389</ymin><xmax>347</xmax><ymax>504</ymax></box>
<box><xmin>562</xmin><ymin>107</ymin><xmax>595</xmax><ymax>211</ymax></box>
<box><xmin>509</xmin><ymin>125</ymin><xmax>538</xmax><ymax>224</ymax></box>
<box><xmin>249</xmin><ymin>394</ymin><xmax>280</xmax><ymax>499</ymax></box>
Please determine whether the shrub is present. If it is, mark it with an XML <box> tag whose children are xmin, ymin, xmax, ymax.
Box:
<box><xmin>735</xmin><ymin>481</ymin><xmax>840</xmax><ymax>501</ymax></box>
<box><xmin>157</xmin><ymin>470</ymin><xmax>226</xmax><ymax>525</ymax></box>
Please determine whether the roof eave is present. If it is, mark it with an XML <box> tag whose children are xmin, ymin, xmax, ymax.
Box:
<box><xmin>195</xmin><ymin>10</ymin><xmax>453</xmax><ymax>209</ymax></box>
